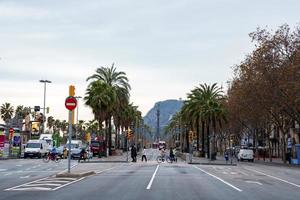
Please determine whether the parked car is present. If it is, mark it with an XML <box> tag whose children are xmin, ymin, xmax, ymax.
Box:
<box><xmin>71</xmin><ymin>148</ymin><xmax>82</xmax><ymax>159</ymax></box>
<box><xmin>238</xmin><ymin>149</ymin><xmax>254</xmax><ymax>162</ymax></box>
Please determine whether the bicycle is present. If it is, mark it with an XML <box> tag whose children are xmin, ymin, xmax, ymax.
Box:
<box><xmin>43</xmin><ymin>152</ymin><xmax>61</xmax><ymax>163</ymax></box>
<box><xmin>156</xmin><ymin>155</ymin><xmax>175</xmax><ymax>163</ymax></box>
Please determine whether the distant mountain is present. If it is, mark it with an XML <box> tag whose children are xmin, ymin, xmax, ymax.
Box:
<box><xmin>143</xmin><ymin>99</ymin><xmax>183</xmax><ymax>139</ymax></box>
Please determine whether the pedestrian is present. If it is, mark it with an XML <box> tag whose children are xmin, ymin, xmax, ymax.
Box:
<box><xmin>130</xmin><ymin>145</ymin><xmax>135</xmax><ymax>162</ymax></box>
<box><xmin>142</xmin><ymin>146</ymin><xmax>147</xmax><ymax>162</ymax></box>
<box><xmin>170</xmin><ymin>147</ymin><xmax>175</xmax><ymax>162</ymax></box>
<box><xmin>131</xmin><ymin>144</ymin><xmax>137</xmax><ymax>162</ymax></box>
<box><xmin>224</xmin><ymin>151</ymin><xmax>229</xmax><ymax>164</ymax></box>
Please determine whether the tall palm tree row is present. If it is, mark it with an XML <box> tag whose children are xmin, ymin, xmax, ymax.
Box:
<box><xmin>168</xmin><ymin>83</ymin><xmax>226</xmax><ymax>158</ymax></box>
<box><xmin>85</xmin><ymin>63</ymin><xmax>132</xmax><ymax>155</ymax></box>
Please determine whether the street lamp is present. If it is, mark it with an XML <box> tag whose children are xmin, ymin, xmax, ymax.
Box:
<box><xmin>39</xmin><ymin>79</ymin><xmax>51</xmax><ymax>134</ymax></box>
<box><xmin>74</xmin><ymin>96</ymin><xmax>82</xmax><ymax>139</ymax></box>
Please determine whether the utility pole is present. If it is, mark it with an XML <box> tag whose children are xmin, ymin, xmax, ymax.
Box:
<box><xmin>156</xmin><ymin>103</ymin><xmax>160</xmax><ymax>141</ymax></box>
<box><xmin>39</xmin><ymin>80</ymin><xmax>51</xmax><ymax>134</ymax></box>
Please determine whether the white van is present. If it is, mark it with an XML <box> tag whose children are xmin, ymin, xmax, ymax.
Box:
<box><xmin>39</xmin><ymin>134</ymin><xmax>54</xmax><ymax>148</ymax></box>
<box><xmin>238</xmin><ymin>149</ymin><xmax>254</xmax><ymax>162</ymax></box>
<box><xmin>24</xmin><ymin>140</ymin><xmax>48</xmax><ymax>158</ymax></box>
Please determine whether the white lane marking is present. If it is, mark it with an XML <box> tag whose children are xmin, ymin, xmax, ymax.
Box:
<box><xmin>193</xmin><ymin>166</ymin><xmax>242</xmax><ymax>192</ymax></box>
<box><xmin>20</xmin><ymin>175</ymin><xmax>30</xmax><ymax>179</ymax></box>
<box><xmin>0</xmin><ymin>169</ymin><xmax>7</xmax><ymax>171</ymax></box>
<box><xmin>245</xmin><ymin>181</ymin><xmax>262</xmax><ymax>185</ymax></box>
<box><xmin>26</xmin><ymin>183</ymin><xmax>62</xmax><ymax>187</ymax></box>
<box><xmin>4</xmin><ymin>173</ymin><xmax>12</xmax><ymax>176</ymax></box>
<box><xmin>222</xmin><ymin>172</ymin><xmax>228</xmax><ymax>174</ymax></box>
<box><xmin>230</xmin><ymin>172</ymin><xmax>237</xmax><ymax>175</ymax></box>
<box><xmin>5</xmin><ymin>177</ymin><xmax>49</xmax><ymax>191</ymax></box>
<box><xmin>146</xmin><ymin>165</ymin><xmax>160</xmax><ymax>190</ymax></box>
<box><xmin>10</xmin><ymin>187</ymin><xmax>52</xmax><ymax>191</ymax></box>
<box><xmin>47</xmin><ymin>168</ymin><xmax>53</xmax><ymax>171</ymax></box>
<box><xmin>52</xmin><ymin>177</ymin><xmax>85</xmax><ymax>191</ymax></box>
<box><xmin>16</xmin><ymin>165</ymin><xmax>22</xmax><ymax>167</ymax></box>
<box><xmin>26</xmin><ymin>168</ymin><xmax>32</xmax><ymax>170</ymax></box>
<box><xmin>36</xmin><ymin>180</ymin><xmax>69</xmax><ymax>183</ymax></box>
<box><xmin>46</xmin><ymin>177</ymin><xmax>77</xmax><ymax>181</ymax></box>
<box><xmin>245</xmin><ymin>167</ymin><xmax>300</xmax><ymax>188</ymax></box>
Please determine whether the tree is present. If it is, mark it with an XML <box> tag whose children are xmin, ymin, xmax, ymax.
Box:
<box><xmin>1</xmin><ymin>103</ymin><xmax>14</xmax><ymax>123</ymax></box>
<box><xmin>86</xmin><ymin>63</ymin><xmax>131</xmax><ymax>155</ymax></box>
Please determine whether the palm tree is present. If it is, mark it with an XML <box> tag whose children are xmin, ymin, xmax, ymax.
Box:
<box><xmin>47</xmin><ymin>116</ymin><xmax>55</xmax><ymax>133</ymax></box>
<box><xmin>86</xmin><ymin>64</ymin><xmax>130</xmax><ymax>155</ymax></box>
<box><xmin>195</xmin><ymin>83</ymin><xmax>225</xmax><ymax>159</ymax></box>
<box><xmin>15</xmin><ymin>105</ymin><xmax>30</xmax><ymax>119</ymax></box>
<box><xmin>1</xmin><ymin>103</ymin><xmax>14</xmax><ymax>123</ymax></box>
<box><xmin>53</xmin><ymin>119</ymin><xmax>61</xmax><ymax>134</ymax></box>
<box><xmin>84</xmin><ymin>80</ymin><xmax>117</xmax><ymax>155</ymax></box>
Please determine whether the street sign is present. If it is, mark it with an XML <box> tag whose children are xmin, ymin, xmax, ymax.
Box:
<box><xmin>65</xmin><ymin>96</ymin><xmax>77</xmax><ymax>111</ymax></box>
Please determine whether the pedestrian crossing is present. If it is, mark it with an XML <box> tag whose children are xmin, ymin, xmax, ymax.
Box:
<box><xmin>5</xmin><ymin>176</ymin><xmax>85</xmax><ymax>191</ymax></box>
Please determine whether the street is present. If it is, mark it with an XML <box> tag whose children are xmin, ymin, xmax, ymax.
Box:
<box><xmin>1</xmin><ymin>150</ymin><xmax>300</xmax><ymax>200</ymax></box>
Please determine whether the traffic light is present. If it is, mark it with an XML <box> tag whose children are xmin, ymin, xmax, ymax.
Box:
<box><xmin>34</xmin><ymin>106</ymin><xmax>40</xmax><ymax>112</ymax></box>
<box><xmin>127</xmin><ymin>129</ymin><xmax>133</xmax><ymax>139</ymax></box>
<box><xmin>69</xmin><ymin>85</ymin><xmax>75</xmax><ymax>97</ymax></box>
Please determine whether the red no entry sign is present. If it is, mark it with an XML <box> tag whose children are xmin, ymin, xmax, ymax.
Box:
<box><xmin>65</xmin><ymin>96</ymin><xmax>77</xmax><ymax>111</ymax></box>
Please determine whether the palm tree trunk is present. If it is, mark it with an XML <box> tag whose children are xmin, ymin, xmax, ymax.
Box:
<box><xmin>185</xmin><ymin>126</ymin><xmax>189</xmax><ymax>153</ymax></box>
<box><xmin>108</xmin><ymin>117</ymin><xmax>112</xmax><ymax>156</ymax></box>
<box><xmin>196</xmin><ymin>121</ymin><xmax>200</xmax><ymax>152</ymax></box>
<box><xmin>206</xmin><ymin>124</ymin><xmax>210</xmax><ymax>159</ymax></box>
<box><xmin>201</xmin><ymin>121</ymin><xmax>205</xmax><ymax>157</ymax></box>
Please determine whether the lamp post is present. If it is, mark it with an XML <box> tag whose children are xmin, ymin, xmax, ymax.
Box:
<box><xmin>74</xmin><ymin>96</ymin><xmax>82</xmax><ymax>140</ymax></box>
<box><xmin>39</xmin><ymin>80</ymin><xmax>51</xmax><ymax>134</ymax></box>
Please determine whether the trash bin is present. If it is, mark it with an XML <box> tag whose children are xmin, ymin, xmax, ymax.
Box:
<box><xmin>296</xmin><ymin>144</ymin><xmax>300</xmax><ymax>165</ymax></box>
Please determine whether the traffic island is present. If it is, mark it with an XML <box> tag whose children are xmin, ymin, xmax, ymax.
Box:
<box><xmin>56</xmin><ymin>171</ymin><xmax>96</xmax><ymax>178</ymax></box>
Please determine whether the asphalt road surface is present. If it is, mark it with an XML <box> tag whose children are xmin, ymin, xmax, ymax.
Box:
<box><xmin>1</xmin><ymin>150</ymin><xmax>300</xmax><ymax>200</ymax></box>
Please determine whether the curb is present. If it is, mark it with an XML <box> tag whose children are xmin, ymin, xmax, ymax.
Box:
<box><xmin>83</xmin><ymin>160</ymin><xmax>129</xmax><ymax>163</ymax></box>
<box><xmin>56</xmin><ymin>171</ymin><xmax>96</xmax><ymax>178</ymax></box>
<box><xmin>188</xmin><ymin>162</ymin><xmax>237</xmax><ymax>166</ymax></box>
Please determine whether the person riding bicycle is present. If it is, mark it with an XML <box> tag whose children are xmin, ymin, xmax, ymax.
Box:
<box><xmin>80</xmin><ymin>147</ymin><xmax>87</xmax><ymax>160</ymax></box>
<box><xmin>160</xmin><ymin>147</ymin><xmax>166</xmax><ymax>159</ymax></box>
<box><xmin>50</xmin><ymin>147</ymin><xmax>57</xmax><ymax>159</ymax></box>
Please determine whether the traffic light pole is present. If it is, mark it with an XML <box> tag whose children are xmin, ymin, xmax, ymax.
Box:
<box><xmin>68</xmin><ymin>111</ymin><xmax>72</xmax><ymax>173</ymax></box>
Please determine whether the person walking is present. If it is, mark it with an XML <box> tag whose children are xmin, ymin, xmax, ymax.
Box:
<box><xmin>131</xmin><ymin>144</ymin><xmax>137</xmax><ymax>162</ymax></box>
<box><xmin>142</xmin><ymin>146</ymin><xmax>147</xmax><ymax>162</ymax></box>
<box><xmin>170</xmin><ymin>147</ymin><xmax>175</xmax><ymax>162</ymax></box>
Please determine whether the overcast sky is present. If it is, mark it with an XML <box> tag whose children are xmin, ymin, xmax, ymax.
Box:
<box><xmin>0</xmin><ymin>0</ymin><xmax>299</xmax><ymax>122</ymax></box>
